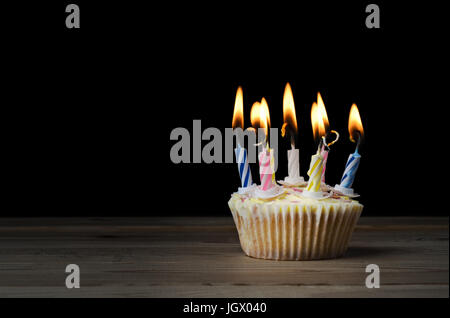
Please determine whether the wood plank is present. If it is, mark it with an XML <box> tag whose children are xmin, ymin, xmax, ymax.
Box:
<box><xmin>0</xmin><ymin>217</ymin><xmax>448</xmax><ymax>298</ymax></box>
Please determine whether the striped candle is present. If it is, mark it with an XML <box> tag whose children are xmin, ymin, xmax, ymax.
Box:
<box><xmin>320</xmin><ymin>148</ymin><xmax>329</xmax><ymax>183</ymax></box>
<box><xmin>259</xmin><ymin>148</ymin><xmax>274</xmax><ymax>191</ymax></box>
<box><xmin>269</xmin><ymin>148</ymin><xmax>276</xmax><ymax>185</ymax></box>
<box><xmin>339</xmin><ymin>151</ymin><xmax>361</xmax><ymax>189</ymax></box>
<box><xmin>306</xmin><ymin>152</ymin><xmax>324</xmax><ymax>192</ymax></box>
<box><xmin>235</xmin><ymin>145</ymin><xmax>252</xmax><ymax>188</ymax></box>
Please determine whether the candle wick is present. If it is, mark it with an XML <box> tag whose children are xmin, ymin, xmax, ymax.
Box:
<box><xmin>355</xmin><ymin>132</ymin><xmax>362</xmax><ymax>154</ymax></box>
<box><xmin>290</xmin><ymin>133</ymin><xmax>295</xmax><ymax>150</ymax></box>
<box><xmin>321</xmin><ymin>136</ymin><xmax>329</xmax><ymax>152</ymax></box>
<box><xmin>326</xmin><ymin>130</ymin><xmax>340</xmax><ymax>148</ymax></box>
<box><xmin>235</xmin><ymin>129</ymin><xmax>243</xmax><ymax>148</ymax></box>
<box><xmin>317</xmin><ymin>138</ymin><xmax>323</xmax><ymax>155</ymax></box>
<box><xmin>283</xmin><ymin>123</ymin><xmax>296</xmax><ymax>150</ymax></box>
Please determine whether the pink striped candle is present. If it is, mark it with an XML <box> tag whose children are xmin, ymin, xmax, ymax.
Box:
<box><xmin>259</xmin><ymin>147</ymin><xmax>274</xmax><ymax>191</ymax></box>
<box><xmin>320</xmin><ymin>146</ymin><xmax>329</xmax><ymax>183</ymax></box>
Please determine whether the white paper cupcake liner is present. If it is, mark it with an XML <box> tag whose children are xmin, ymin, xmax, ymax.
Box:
<box><xmin>229</xmin><ymin>199</ymin><xmax>363</xmax><ymax>261</ymax></box>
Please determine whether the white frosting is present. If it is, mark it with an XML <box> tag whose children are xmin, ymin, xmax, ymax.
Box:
<box><xmin>281</xmin><ymin>176</ymin><xmax>306</xmax><ymax>186</ymax></box>
<box><xmin>237</xmin><ymin>184</ymin><xmax>257</xmax><ymax>195</ymax></box>
<box><xmin>301</xmin><ymin>190</ymin><xmax>333</xmax><ymax>200</ymax></box>
<box><xmin>333</xmin><ymin>184</ymin><xmax>360</xmax><ymax>198</ymax></box>
<box><xmin>321</xmin><ymin>183</ymin><xmax>333</xmax><ymax>191</ymax></box>
<box><xmin>230</xmin><ymin>189</ymin><xmax>362</xmax><ymax>209</ymax></box>
<box><xmin>254</xmin><ymin>185</ymin><xmax>286</xmax><ymax>199</ymax></box>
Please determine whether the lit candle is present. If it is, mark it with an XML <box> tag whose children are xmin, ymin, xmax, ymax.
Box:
<box><xmin>260</xmin><ymin>98</ymin><xmax>277</xmax><ymax>185</ymax></box>
<box><xmin>306</xmin><ymin>147</ymin><xmax>324</xmax><ymax>192</ymax></box>
<box><xmin>251</xmin><ymin>98</ymin><xmax>275</xmax><ymax>191</ymax></box>
<box><xmin>335</xmin><ymin>104</ymin><xmax>364</xmax><ymax>196</ymax></box>
<box><xmin>320</xmin><ymin>130</ymin><xmax>340</xmax><ymax>183</ymax></box>
<box><xmin>232</xmin><ymin>87</ymin><xmax>253</xmax><ymax>189</ymax></box>
<box><xmin>281</xmin><ymin>83</ymin><xmax>305</xmax><ymax>185</ymax></box>
<box><xmin>304</xmin><ymin>102</ymin><xmax>326</xmax><ymax>195</ymax></box>
<box><xmin>315</xmin><ymin>93</ymin><xmax>340</xmax><ymax>185</ymax></box>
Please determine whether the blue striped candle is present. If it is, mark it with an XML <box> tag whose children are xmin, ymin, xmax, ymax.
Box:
<box><xmin>339</xmin><ymin>150</ymin><xmax>361</xmax><ymax>189</ymax></box>
<box><xmin>235</xmin><ymin>145</ymin><xmax>252</xmax><ymax>188</ymax></box>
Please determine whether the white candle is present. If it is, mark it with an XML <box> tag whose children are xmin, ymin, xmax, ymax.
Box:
<box><xmin>288</xmin><ymin>147</ymin><xmax>300</xmax><ymax>179</ymax></box>
<box><xmin>282</xmin><ymin>83</ymin><xmax>304</xmax><ymax>185</ymax></box>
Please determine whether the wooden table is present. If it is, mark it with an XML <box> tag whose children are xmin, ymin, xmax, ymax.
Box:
<box><xmin>0</xmin><ymin>217</ymin><xmax>448</xmax><ymax>298</ymax></box>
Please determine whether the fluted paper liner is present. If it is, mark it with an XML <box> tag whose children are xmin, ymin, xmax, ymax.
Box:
<box><xmin>229</xmin><ymin>198</ymin><xmax>363</xmax><ymax>260</ymax></box>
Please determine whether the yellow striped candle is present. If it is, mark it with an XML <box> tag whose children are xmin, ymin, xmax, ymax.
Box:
<box><xmin>306</xmin><ymin>150</ymin><xmax>324</xmax><ymax>192</ymax></box>
<box><xmin>307</xmin><ymin>96</ymin><xmax>327</xmax><ymax>193</ymax></box>
<box><xmin>269</xmin><ymin>147</ymin><xmax>276</xmax><ymax>184</ymax></box>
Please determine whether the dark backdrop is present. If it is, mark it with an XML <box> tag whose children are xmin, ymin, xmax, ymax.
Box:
<box><xmin>3</xmin><ymin>1</ymin><xmax>444</xmax><ymax>216</ymax></box>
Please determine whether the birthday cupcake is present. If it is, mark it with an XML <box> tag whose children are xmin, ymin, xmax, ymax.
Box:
<box><xmin>229</xmin><ymin>144</ymin><xmax>364</xmax><ymax>261</ymax></box>
<box><xmin>228</xmin><ymin>84</ymin><xmax>365</xmax><ymax>261</ymax></box>
<box><xmin>228</xmin><ymin>189</ymin><xmax>363</xmax><ymax>261</ymax></box>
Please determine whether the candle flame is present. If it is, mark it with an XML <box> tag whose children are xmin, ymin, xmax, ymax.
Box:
<box><xmin>232</xmin><ymin>86</ymin><xmax>244</xmax><ymax>129</ymax></box>
<box><xmin>317</xmin><ymin>93</ymin><xmax>330</xmax><ymax>132</ymax></box>
<box><xmin>311</xmin><ymin>103</ymin><xmax>325</xmax><ymax>141</ymax></box>
<box><xmin>349</xmin><ymin>104</ymin><xmax>364</xmax><ymax>143</ymax></box>
<box><xmin>311</xmin><ymin>93</ymin><xmax>329</xmax><ymax>141</ymax></box>
<box><xmin>283</xmin><ymin>83</ymin><xmax>298</xmax><ymax>135</ymax></box>
<box><xmin>251</xmin><ymin>98</ymin><xmax>271</xmax><ymax>137</ymax></box>
<box><xmin>260</xmin><ymin>98</ymin><xmax>271</xmax><ymax>129</ymax></box>
<box><xmin>250</xmin><ymin>101</ymin><xmax>261</xmax><ymax>129</ymax></box>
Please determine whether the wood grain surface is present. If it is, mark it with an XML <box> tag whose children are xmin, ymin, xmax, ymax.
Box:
<box><xmin>0</xmin><ymin>217</ymin><xmax>448</xmax><ymax>298</ymax></box>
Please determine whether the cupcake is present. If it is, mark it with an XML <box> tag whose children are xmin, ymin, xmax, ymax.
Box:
<box><xmin>228</xmin><ymin>188</ymin><xmax>363</xmax><ymax>261</ymax></box>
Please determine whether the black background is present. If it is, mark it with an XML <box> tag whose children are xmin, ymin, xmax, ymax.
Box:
<box><xmin>3</xmin><ymin>1</ymin><xmax>445</xmax><ymax>217</ymax></box>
